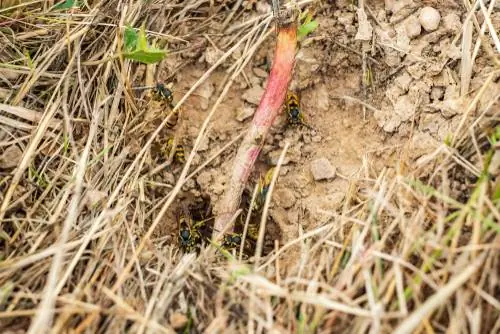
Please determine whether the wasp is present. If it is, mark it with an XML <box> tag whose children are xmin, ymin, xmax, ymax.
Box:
<box><xmin>222</xmin><ymin>232</ymin><xmax>243</xmax><ymax>250</ymax></box>
<box><xmin>155</xmin><ymin>83</ymin><xmax>184</xmax><ymax>130</ymax></box>
<box><xmin>246</xmin><ymin>223</ymin><xmax>260</xmax><ymax>241</ymax></box>
<box><xmin>154</xmin><ymin>83</ymin><xmax>175</xmax><ymax>107</ymax></box>
<box><xmin>251</xmin><ymin>167</ymin><xmax>275</xmax><ymax>213</ymax></box>
<box><xmin>165</xmin><ymin>137</ymin><xmax>186</xmax><ymax>164</ymax></box>
<box><xmin>285</xmin><ymin>91</ymin><xmax>313</xmax><ymax>129</ymax></box>
<box><xmin>178</xmin><ymin>207</ymin><xmax>203</xmax><ymax>252</ymax></box>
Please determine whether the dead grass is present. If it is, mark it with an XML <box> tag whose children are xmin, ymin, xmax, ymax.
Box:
<box><xmin>0</xmin><ymin>0</ymin><xmax>499</xmax><ymax>333</ymax></box>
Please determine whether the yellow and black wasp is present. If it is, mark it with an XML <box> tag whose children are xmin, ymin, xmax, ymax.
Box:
<box><xmin>165</xmin><ymin>137</ymin><xmax>186</xmax><ymax>164</ymax></box>
<box><xmin>178</xmin><ymin>206</ymin><xmax>203</xmax><ymax>252</ymax></box>
<box><xmin>178</xmin><ymin>201</ymin><xmax>214</xmax><ymax>253</ymax></box>
<box><xmin>221</xmin><ymin>232</ymin><xmax>243</xmax><ymax>250</ymax></box>
<box><xmin>133</xmin><ymin>82</ymin><xmax>182</xmax><ymax>130</ymax></box>
<box><xmin>285</xmin><ymin>91</ymin><xmax>313</xmax><ymax>129</ymax></box>
<box><xmin>251</xmin><ymin>167</ymin><xmax>275</xmax><ymax>213</ymax></box>
<box><xmin>155</xmin><ymin>83</ymin><xmax>175</xmax><ymax>107</ymax></box>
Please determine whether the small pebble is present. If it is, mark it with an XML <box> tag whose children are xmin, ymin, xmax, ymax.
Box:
<box><xmin>404</xmin><ymin>15</ymin><xmax>422</xmax><ymax>39</ymax></box>
<box><xmin>419</xmin><ymin>7</ymin><xmax>441</xmax><ymax>32</ymax></box>
<box><xmin>242</xmin><ymin>85</ymin><xmax>264</xmax><ymax>105</ymax></box>
<box><xmin>253</xmin><ymin>67</ymin><xmax>268</xmax><ymax>78</ymax></box>
<box><xmin>196</xmin><ymin>171</ymin><xmax>213</xmax><ymax>189</ymax></box>
<box><xmin>443</xmin><ymin>13</ymin><xmax>461</xmax><ymax>33</ymax></box>
<box><xmin>170</xmin><ymin>312</ymin><xmax>188</xmax><ymax>329</ymax></box>
<box><xmin>274</xmin><ymin>188</ymin><xmax>296</xmax><ymax>209</ymax></box>
<box><xmin>311</xmin><ymin>158</ymin><xmax>336</xmax><ymax>181</ymax></box>
<box><xmin>430</xmin><ymin>87</ymin><xmax>444</xmax><ymax>101</ymax></box>
<box><xmin>268</xmin><ymin>151</ymin><xmax>291</xmax><ymax>166</ymax></box>
<box><xmin>0</xmin><ymin>145</ymin><xmax>23</xmax><ymax>169</ymax></box>
<box><xmin>312</xmin><ymin>135</ymin><xmax>322</xmax><ymax>143</ymax></box>
<box><xmin>236</xmin><ymin>105</ymin><xmax>255</xmax><ymax>122</ymax></box>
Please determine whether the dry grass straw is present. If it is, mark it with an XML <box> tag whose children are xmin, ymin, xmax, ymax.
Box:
<box><xmin>0</xmin><ymin>0</ymin><xmax>498</xmax><ymax>333</ymax></box>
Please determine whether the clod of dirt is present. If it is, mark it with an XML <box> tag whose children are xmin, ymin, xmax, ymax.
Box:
<box><xmin>255</xmin><ymin>0</ymin><xmax>271</xmax><ymax>14</ymax></box>
<box><xmin>404</xmin><ymin>15</ymin><xmax>422</xmax><ymax>39</ymax></box>
<box><xmin>169</xmin><ymin>312</ymin><xmax>188</xmax><ymax>329</ymax></box>
<box><xmin>195</xmin><ymin>81</ymin><xmax>215</xmax><ymax>110</ymax></box>
<box><xmin>355</xmin><ymin>8</ymin><xmax>373</xmax><ymax>41</ymax></box>
<box><xmin>0</xmin><ymin>145</ymin><xmax>22</xmax><ymax>169</ymax></box>
<box><xmin>419</xmin><ymin>7</ymin><xmax>441</xmax><ymax>32</ymax></box>
<box><xmin>443</xmin><ymin>13</ymin><xmax>462</xmax><ymax>33</ymax></box>
<box><xmin>242</xmin><ymin>85</ymin><xmax>265</xmax><ymax>105</ymax></box>
<box><xmin>268</xmin><ymin>151</ymin><xmax>291</xmax><ymax>166</ymax></box>
<box><xmin>197</xmin><ymin>136</ymin><xmax>210</xmax><ymax>152</ymax></box>
<box><xmin>196</xmin><ymin>170</ymin><xmax>213</xmax><ymax>189</ymax></box>
<box><xmin>409</xmin><ymin>131</ymin><xmax>440</xmax><ymax>160</ymax></box>
<box><xmin>430</xmin><ymin>87</ymin><xmax>444</xmax><ymax>101</ymax></box>
<box><xmin>273</xmin><ymin>188</ymin><xmax>296</xmax><ymax>209</ymax></box>
<box><xmin>488</xmin><ymin>151</ymin><xmax>500</xmax><ymax>178</ymax></box>
<box><xmin>253</xmin><ymin>67</ymin><xmax>268</xmax><ymax>78</ymax></box>
<box><xmin>375</xmin><ymin>27</ymin><xmax>401</xmax><ymax>67</ymax></box>
<box><xmin>204</xmin><ymin>46</ymin><xmax>224</xmax><ymax>66</ymax></box>
<box><xmin>395</xmin><ymin>71</ymin><xmax>413</xmax><ymax>91</ymax></box>
<box><xmin>236</xmin><ymin>105</ymin><xmax>255</xmax><ymax>122</ymax></box>
<box><xmin>385</xmin><ymin>0</ymin><xmax>414</xmax><ymax>14</ymax></box>
<box><xmin>311</xmin><ymin>158</ymin><xmax>336</xmax><ymax>181</ymax></box>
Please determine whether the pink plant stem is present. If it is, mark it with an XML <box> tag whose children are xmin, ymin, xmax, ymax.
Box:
<box><xmin>214</xmin><ymin>21</ymin><xmax>297</xmax><ymax>236</ymax></box>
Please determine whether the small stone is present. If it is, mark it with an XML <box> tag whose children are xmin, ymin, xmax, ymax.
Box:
<box><xmin>196</xmin><ymin>171</ymin><xmax>213</xmax><ymax>189</ymax></box>
<box><xmin>197</xmin><ymin>136</ymin><xmax>209</xmax><ymax>152</ymax></box>
<box><xmin>236</xmin><ymin>105</ymin><xmax>255</xmax><ymax>122</ymax></box>
<box><xmin>0</xmin><ymin>145</ymin><xmax>22</xmax><ymax>169</ymax></box>
<box><xmin>394</xmin><ymin>71</ymin><xmax>413</xmax><ymax>91</ymax></box>
<box><xmin>310</xmin><ymin>158</ymin><xmax>336</xmax><ymax>181</ymax></box>
<box><xmin>312</xmin><ymin>135</ymin><xmax>322</xmax><ymax>143</ymax></box>
<box><xmin>404</xmin><ymin>15</ymin><xmax>421</xmax><ymax>39</ymax></box>
<box><xmin>204</xmin><ymin>47</ymin><xmax>224</xmax><ymax>66</ymax></box>
<box><xmin>255</xmin><ymin>1</ymin><xmax>271</xmax><ymax>14</ymax></box>
<box><xmin>394</xmin><ymin>94</ymin><xmax>415</xmax><ymax>122</ymax></box>
<box><xmin>163</xmin><ymin>172</ymin><xmax>175</xmax><ymax>185</ymax></box>
<box><xmin>390</xmin><ymin>0</ymin><xmax>413</xmax><ymax>14</ymax></box>
<box><xmin>253</xmin><ymin>67</ymin><xmax>268</xmax><ymax>78</ymax></box>
<box><xmin>170</xmin><ymin>312</ymin><xmax>188</xmax><ymax>329</ymax></box>
<box><xmin>182</xmin><ymin>179</ymin><xmax>196</xmax><ymax>192</ymax></box>
<box><xmin>242</xmin><ymin>85</ymin><xmax>264</xmax><ymax>105</ymax></box>
<box><xmin>338</xmin><ymin>12</ymin><xmax>355</xmax><ymax>27</ymax></box>
<box><xmin>355</xmin><ymin>8</ymin><xmax>373</xmax><ymax>41</ymax></box>
<box><xmin>443</xmin><ymin>13</ymin><xmax>461</xmax><ymax>33</ymax></box>
<box><xmin>274</xmin><ymin>188</ymin><xmax>296</xmax><ymax>209</ymax></box>
<box><xmin>430</xmin><ymin>87</ymin><xmax>444</xmax><ymax>101</ymax></box>
<box><xmin>419</xmin><ymin>7</ymin><xmax>441</xmax><ymax>32</ymax></box>
<box><xmin>267</xmin><ymin>151</ymin><xmax>291</xmax><ymax>166</ymax></box>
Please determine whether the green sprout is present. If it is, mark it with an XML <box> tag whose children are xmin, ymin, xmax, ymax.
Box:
<box><xmin>122</xmin><ymin>25</ymin><xmax>166</xmax><ymax>64</ymax></box>
<box><xmin>297</xmin><ymin>10</ymin><xmax>318</xmax><ymax>41</ymax></box>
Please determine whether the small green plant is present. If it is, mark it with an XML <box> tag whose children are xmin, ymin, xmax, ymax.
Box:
<box><xmin>297</xmin><ymin>10</ymin><xmax>318</xmax><ymax>41</ymax></box>
<box><xmin>54</xmin><ymin>0</ymin><xmax>82</xmax><ymax>10</ymax></box>
<box><xmin>122</xmin><ymin>25</ymin><xmax>166</xmax><ymax>64</ymax></box>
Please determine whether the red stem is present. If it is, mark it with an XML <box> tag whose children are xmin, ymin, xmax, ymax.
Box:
<box><xmin>214</xmin><ymin>22</ymin><xmax>297</xmax><ymax>235</ymax></box>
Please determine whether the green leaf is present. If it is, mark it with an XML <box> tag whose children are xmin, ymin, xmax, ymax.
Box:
<box><xmin>54</xmin><ymin>0</ymin><xmax>80</xmax><ymax>10</ymax></box>
<box><xmin>124</xmin><ymin>26</ymin><xmax>138</xmax><ymax>52</ymax></box>
<box><xmin>123</xmin><ymin>48</ymin><xmax>166</xmax><ymax>64</ymax></box>
<box><xmin>122</xmin><ymin>24</ymin><xmax>166</xmax><ymax>64</ymax></box>
<box><xmin>297</xmin><ymin>15</ymin><xmax>318</xmax><ymax>41</ymax></box>
<box><xmin>136</xmin><ymin>25</ymin><xmax>149</xmax><ymax>51</ymax></box>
